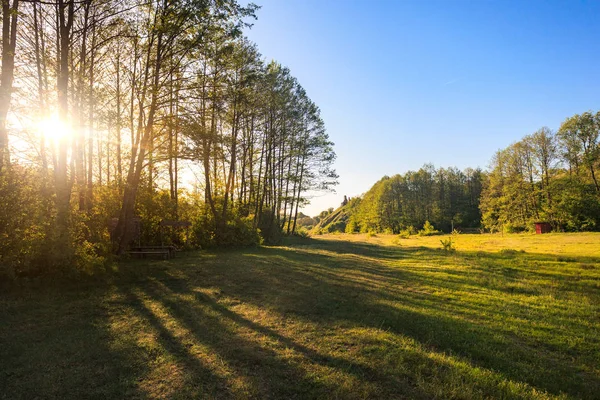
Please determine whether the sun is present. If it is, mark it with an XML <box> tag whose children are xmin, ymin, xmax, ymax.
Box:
<box><xmin>38</xmin><ymin>114</ymin><xmax>71</xmax><ymax>145</ymax></box>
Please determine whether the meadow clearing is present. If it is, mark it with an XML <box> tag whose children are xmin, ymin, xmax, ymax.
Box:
<box><xmin>1</xmin><ymin>233</ymin><xmax>599</xmax><ymax>399</ymax></box>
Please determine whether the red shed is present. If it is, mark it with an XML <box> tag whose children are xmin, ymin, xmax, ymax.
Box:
<box><xmin>534</xmin><ymin>222</ymin><xmax>552</xmax><ymax>234</ymax></box>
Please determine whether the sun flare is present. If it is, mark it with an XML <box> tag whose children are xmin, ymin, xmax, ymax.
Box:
<box><xmin>38</xmin><ymin>114</ymin><xmax>71</xmax><ymax>144</ymax></box>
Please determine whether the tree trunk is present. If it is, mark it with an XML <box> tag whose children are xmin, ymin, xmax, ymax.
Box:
<box><xmin>0</xmin><ymin>0</ymin><xmax>19</xmax><ymax>172</ymax></box>
<box><xmin>114</xmin><ymin>29</ymin><xmax>164</xmax><ymax>254</ymax></box>
<box><xmin>55</xmin><ymin>0</ymin><xmax>74</xmax><ymax>233</ymax></box>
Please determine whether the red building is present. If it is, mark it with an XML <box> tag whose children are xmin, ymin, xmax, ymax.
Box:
<box><xmin>535</xmin><ymin>222</ymin><xmax>552</xmax><ymax>234</ymax></box>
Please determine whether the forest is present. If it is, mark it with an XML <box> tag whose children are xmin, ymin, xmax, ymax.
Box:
<box><xmin>0</xmin><ymin>0</ymin><xmax>337</xmax><ymax>280</ymax></box>
<box><xmin>481</xmin><ymin>115</ymin><xmax>600</xmax><ymax>233</ymax></box>
<box><xmin>1</xmin><ymin>0</ymin><xmax>600</xmax><ymax>282</ymax></box>
<box><xmin>312</xmin><ymin>113</ymin><xmax>600</xmax><ymax>235</ymax></box>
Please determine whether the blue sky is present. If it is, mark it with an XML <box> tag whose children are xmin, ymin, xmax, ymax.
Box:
<box><xmin>244</xmin><ymin>0</ymin><xmax>600</xmax><ymax>216</ymax></box>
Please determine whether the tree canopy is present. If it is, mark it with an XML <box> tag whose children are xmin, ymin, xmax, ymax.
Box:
<box><xmin>0</xmin><ymin>0</ymin><xmax>337</xmax><ymax>279</ymax></box>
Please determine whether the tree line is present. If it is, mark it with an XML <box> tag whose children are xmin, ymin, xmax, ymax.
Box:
<box><xmin>481</xmin><ymin>113</ymin><xmax>600</xmax><ymax>232</ymax></box>
<box><xmin>313</xmin><ymin>165</ymin><xmax>484</xmax><ymax>234</ymax></box>
<box><xmin>0</xmin><ymin>0</ymin><xmax>337</xmax><ymax>279</ymax></box>
<box><xmin>312</xmin><ymin>110</ymin><xmax>600</xmax><ymax>236</ymax></box>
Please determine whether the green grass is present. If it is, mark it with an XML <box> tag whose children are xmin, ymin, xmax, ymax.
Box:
<box><xmin>1</xmin><ymin>233</ymin><xmax>599</xmax><ymax>399</ymax></box>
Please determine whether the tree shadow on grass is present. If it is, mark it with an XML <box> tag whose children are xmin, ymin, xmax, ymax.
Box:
<box><xmin>0</xmin><ymin>288</ymin><xmax>152</xmax><ymax>399</ymax></box>
<box><xmin>131</xmin><ymin>274</ymin><xmax>550</xmax><ymax>399</ymax></box>
<box><xmin>135</xmin><ymin>277</ymin><xmax>416</xmax><ymax>399</ymax></box>
<box><xmin>3</xmin><ymin>237</ymin><xmax>599</xmax><ymax>399</ymax></box>
<box><xmin>152</xmin><ymin>239</ymin><xmax>600</xmax><ymax>399</ymax></box>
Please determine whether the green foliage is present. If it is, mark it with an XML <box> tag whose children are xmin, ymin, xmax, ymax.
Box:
<box><xmin>440</xmin><ymin>237</ymin><xmax>455</xmax><ymax>252</ymax></box>
<box><xmin>0</xmin><ymin>165</ymin><xmax>107</xmax><ymax>282</ymax></box>
<box><xmin>397</xmin><ymin>226</ymin><xmax>417</xmax><ymax>239</ymax></box>
<box><xmin>481</xmin><ymin>117</ymin><xmax>600</xmax><ymax>233</ymax></box>
<box><xmin>345</xmin><ymin>219</ymin><xmax>358</xmax><ymax>233</ymax></box>
<box><xmin>337</xmin><ymin>166</ymin><xmax>484</xmax><ymax>235</ymax></box>
<box><xmin>295</xmin><ymin>228</ymin><xmax>310</xmax><ymax>238</ymax></box>
<box><xmin>312</xmin><ymin>198</ymin><xmax>358</xmax><ymax>234</ymax></box>
<box><xmin>256</xmin><ymin>210</ymin><xmax>283</xmax><ymax>245</ymax></box>
<box><xmin>193</xmin><ymin>209</ymin><xmax>260</xmax><ymax>248</ymax></box>
<box><xmin>326</xmin><ymin>221</ymin><xmax>346</xmax><ymax>233</ymax></box>
<box><xmin>418</xmin><ymin>221</ymin><xmax>440</xmax><ymax>236</ymax></box>
<box><xmin>135</xmin><ymin>186</ymin><xmax>180</xmax><ymax>246</ymax></box>
<box><xmin>295</xmin><ymin>213</ymin><xmax>317</xmax><ymax>230</ymax></box>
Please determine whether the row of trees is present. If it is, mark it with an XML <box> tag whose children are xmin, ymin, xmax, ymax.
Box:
<box><xmin>481</xmin><ymin>113</ymin><xmax>600</xmax><ymax>232</ymax></box>
<box><xmin>316</xmin><ymin>110</ymin><xmax>600</xmax><ymax>236</ymax></box>
<box><xmin>342</xmin><ymin>165</ymin><xmax>484</xmax><ymax>234</ymax></box>
<box><xmin>0</xmin><ymin>0</ymin><xmax>337</xmax><ymax>279</ymax></box>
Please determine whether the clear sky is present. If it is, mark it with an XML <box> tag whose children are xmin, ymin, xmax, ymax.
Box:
<box><xmin>244</xmin><ymin>0</ymin><xmax>600</xmax><ymax>216</ymax></box>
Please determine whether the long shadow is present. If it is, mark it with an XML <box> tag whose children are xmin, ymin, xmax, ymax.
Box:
<box><xmin>158</xmin><ymin>240</ymin><xmax>599</xmax><ymax>398</ymax></box>
<box><xmin>137</xmin><ymin>277</ymin><xmax>400</xmax><ymax>399</ymax></box>
<box><xmin>138</xmin><ymin>271</ymin><xmax>567</xmax><ymax>399</ymax></box>
<box><xmin>118</xmin><ymin>285</ymin><xmax>235</xmax><ymax>399</ymax></box>
<box><xmin>0</xmin><ymin>287</ymin><xmax>151</xmax><ymax>399</ymax></box>
<box><xmin>6</xmin><ymin>237</ymin><xmax>596</xmax><ymax>399</ymax></box>
<box><xmin>278</xmin><ymin>238</ymin><xmax>600</xmax><ymax>300</ymax></box>
<box><xmin>150</xmin><ymin>276</ymin><xmax>423</xmax><ymax>398</ymax></box>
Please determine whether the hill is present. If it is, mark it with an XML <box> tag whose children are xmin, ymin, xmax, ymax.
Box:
<box><xmin>314</xmin><ymin>165</ymin><xmax>484</xmax><ymax>234</ymax></box>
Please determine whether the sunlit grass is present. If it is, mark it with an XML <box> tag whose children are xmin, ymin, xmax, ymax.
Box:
<box><xmin>1</xmin><ymin>233</ymin><xmax>599</xmax><ymax>399</ymax></box>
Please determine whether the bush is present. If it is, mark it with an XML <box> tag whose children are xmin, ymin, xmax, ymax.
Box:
<box><xmin>418</xmin><ymin>221</ymin><xmax>440</xmax><ymax>236</ymax></box>
<box><xmin>327</xmin><ymin>221</ymin><xmax>346</xmax><ymax>233</ymax></box>
<box><xmin>257</xmin><ymin>210</ymin><xmax>283</xmax><ymax>245</ymax></box>
<box><xmin>440</xmin><ymin>237</ymin><xmax>455</xmax><ymax>252</ymax></box>
<box><xmin>295</xmin><ymin>228</ymin><xmax>310</xmax><ymax>238</ymax></box>
<box><xmin>345</xmin><ymin>219</ymin><xmax>359</xmax><ymax>233</ymax></box>
<box><xmin>398</xmin><ymin>226</ymin><xmax>416</xmax><ymax>239</ymax></box>
<box><xmin>0</xmin><ymin>165</ymin><xmax>108</xmax><ymax>283</ymax></box>
<box><xmin>503</xmin><ymin>223</ymin><xmax>527</xmax><ymax>234</ymax></box>
<box><xmin>193</xmin><ymin>212</ymin><xmax>260</xmax><ymax>248</ymax></box>
<box><xmin>397</xmin><ymin>231</ymin><xmax>410</xmax><ymax>239</ymax></box>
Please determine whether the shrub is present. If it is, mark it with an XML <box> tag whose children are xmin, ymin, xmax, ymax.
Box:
<box><xmin>440</xmin><ymin>237</ymin><xmax>455</xmax><ymax>252</ymax></box>
<box><xmin>418</xmin><ymin>221</ymin><xmax>440</xmax><ymax>236</ymax></box>
<box><xmin>397</xmin><ymin>231</ymin><xmax>410</xmax><ymax>239</ymax></box>
<box><xmin>193</xmin><ymin>212</ymin><xmax>261</xmax><ymax>248</ymax></box>
<box><xmin>345</xmin><ymin>220</ymin><xmax>357</xmax><ymax>233</ymax></box>
<box><xmin>296</xmin><ymin>228</ymin><xmax>310</xmax><ymax>238</ymax></box>
<box><xmin>256</xmin><ymin>210</ymin><xmax>283</xmax><ymax>245</ymax></box>
<box><xmin>503</xmin><ymin>223</ymin><xmax>527</xmax><ymax>234</ymax></box>
<box><xmin>0</xmin><ymin>165</ymin><xmax>108</xmax><ymax>283</ymax></box>
<box><xmin>327</xmin><ymin>221</ymin><xmax>346</xmax><ymax>233</ymax></box>
<box><xmin>398</xmin><ymin>226</ymin><xmax>416</xmax><ymax>239</ymax></box>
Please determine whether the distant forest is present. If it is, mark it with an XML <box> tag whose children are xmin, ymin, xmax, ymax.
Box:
<box><xmin>311</xmin><ymin>111</ymin><xmax>600</xmax><ymax>235</ymax></box>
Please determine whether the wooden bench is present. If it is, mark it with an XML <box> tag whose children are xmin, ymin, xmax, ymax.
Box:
<box><xmin>128</xmin><ymin>246</ymin><xmax>176</xmax><ymax>259</ymax></box>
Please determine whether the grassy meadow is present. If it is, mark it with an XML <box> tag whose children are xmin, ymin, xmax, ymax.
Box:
<box><xmin>1</xmin><ymin>233</ymin><xmax>599</xmax><ymax>399</ymax></box>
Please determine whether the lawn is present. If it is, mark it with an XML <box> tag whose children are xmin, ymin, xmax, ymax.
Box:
<box><xmin>1</xmin><ymin>233</ymin><xmax>599</xmax><ymax>399</ymax></box>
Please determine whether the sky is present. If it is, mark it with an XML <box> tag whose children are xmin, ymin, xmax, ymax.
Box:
<box><xmin>243</xmin><ymin>0</ymin><xmax>600</xmax><ymax>216</ymax></box>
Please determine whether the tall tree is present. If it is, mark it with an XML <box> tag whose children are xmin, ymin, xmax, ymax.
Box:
<box><xmin>0</xmin><ymin>0</ymin><xmax>19</xmax><ymax>172</ymax></box>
